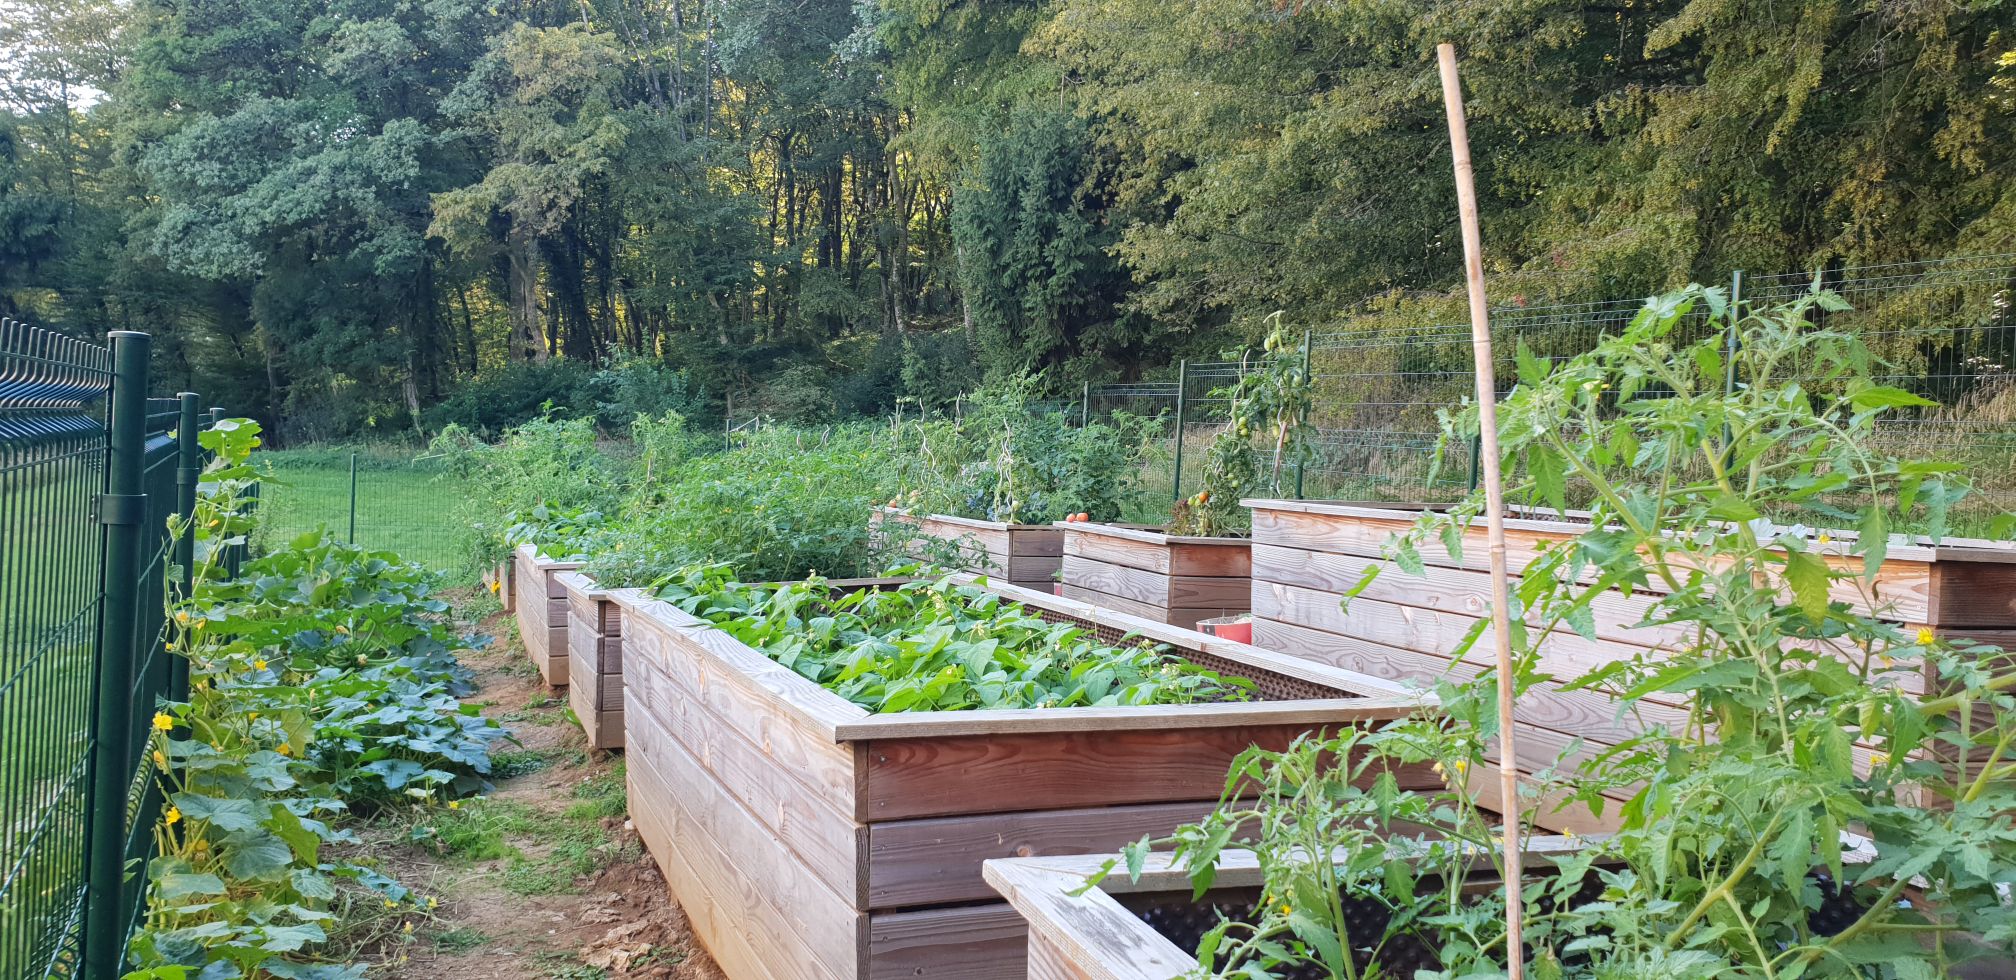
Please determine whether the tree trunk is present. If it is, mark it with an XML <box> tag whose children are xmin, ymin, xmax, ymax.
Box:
<box><xmin>508</xmin><ymin>225</ymin><xmax>547</xmax><ymax>362</ymax></box>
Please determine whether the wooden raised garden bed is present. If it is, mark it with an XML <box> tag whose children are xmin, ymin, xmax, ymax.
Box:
<box><xmin>985</xmin><ymin>839</ymin><xmax>1590</xmax><ymax>979</ymax></box>
<box><xmin>557</xmin><ymin>570</ymin><xmax>624</xmax><ymax>750</ymax></box>
<box><xmin>608</xmin><ymin>576</ymin><xmax>1437</xmax><ymax>980</ymax></box>
<box><xmin>871</xmin><ymin>506</ymin><xmax>1062</xmax><ymax>592</ymax></box>
<box><xmin>484</xmin><ymin>559</ymin><xmax>515</xmax><ymax>614</ymax></box>
<box><xmin>1058</xmin><ymin>522</ymin><xmax>1250</xmax><ymax>630</ymax></box>
<box><xmin>513</xmin><ymin>544</ymin><xmax>583</xmax><ymax>688</ymax></box>
<box><xmin>1243</xmin><ymin>498</ymin><xmax>2016</xmax><ymax>832</ymax></box>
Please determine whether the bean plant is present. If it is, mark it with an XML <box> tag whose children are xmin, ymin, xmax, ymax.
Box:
<box><xmin>1101</xmin><ymin>286</ymin><xmax>2016</xmax><ymax>977</ymax></box>
<box><xmin>655</xmin><ymin>565</ymin><xmax>1255</xmax><ymax>712</ymax></box>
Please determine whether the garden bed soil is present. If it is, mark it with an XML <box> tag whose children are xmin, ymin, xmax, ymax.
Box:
<box><xmin>982</xmin><ymin>838</ymin><xmax>1590</xmax><ymax>979</ymax></box>
<box><xmin>560</xmin><ymin>570</ymin><xmax>626</xmax><ymax>750</ymax></box>
<box><xmin>609</xmin><ymin>575</ymin><xmax>1438</xmax><ymax>980</ymax></box>
<box><xmin>515</xmin><ymin>544</ymin><xmax>583</xmax><ymax>687</ymax></box>
<box><xmin>1241</xmin><ymin>498</ymin><xmax>2016</xmax><ymax>832</ymax></box>
<box><xmin>871</xmin><ymin>506</ymin><xmax>1062</xmax><ymax>591</ymax></box>
<box><xmin>1057</xmin><ymin>522</ymin><xmax>1251</xmax><ymax>630</ymax></box>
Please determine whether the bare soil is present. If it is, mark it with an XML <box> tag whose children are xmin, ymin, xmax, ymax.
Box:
<box><xmin>364</xmin><ymin>603</ymin><xmax>722</xmax><ymax>980</ymax></box>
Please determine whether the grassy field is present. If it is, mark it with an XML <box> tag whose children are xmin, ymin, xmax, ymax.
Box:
<box><xmin>253</xmin><ymin>448</ymin><xmax>469</xmax><ymax>578</ymax></box>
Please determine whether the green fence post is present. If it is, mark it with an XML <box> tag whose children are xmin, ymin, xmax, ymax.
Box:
<box><xmin>348</xmin><ymin>452</ymin><xmax>359</xmax><ymax>544</ymax></box>
<box><xmin>84</xmin><ymin>330</ymin><xmax>150</xmax><ymax>977</ymax></box>
<box><xmin>1171</xmin><ymin>360</ymin><xmax>1188</xmax><ymax>502</ymax></box>
<box><xmin>171</xmin><ymin>393</ymin><xmax>200</xmax><ymax>704</ymax></box>
<box><xmin>1081</xmin><ymin>381</ymin><xmax>1090</xmax><ymax>428</ymax></box>
<box><xmin>1723</xmin><ymin>270</ymin><xmax>1743</xmax><ymax>452</ymax></box>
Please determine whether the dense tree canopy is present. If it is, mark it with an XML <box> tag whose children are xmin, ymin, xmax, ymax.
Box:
<box><xmin>2</xmin><ymin>0</ymin><xmax>2012</xmax><ymax>440</ymax></box>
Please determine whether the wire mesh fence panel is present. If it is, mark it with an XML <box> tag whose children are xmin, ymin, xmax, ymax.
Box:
<box><xmin>1748</xmin><ymin>255</ymin><xmax>2016</xmax><ymax>519</ymax></box>
<box><xmin>253</xmin><ymin>451</ymin><xmax>467</xmax><ymax>578</ymax></box>
<box><xmin>0</xmin><ymin>320</ymin><xmax>110</xmax><ymax>980</ymax></box>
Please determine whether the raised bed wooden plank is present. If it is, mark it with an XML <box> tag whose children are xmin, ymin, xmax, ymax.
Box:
<box><xmin>1247</xmin><ymin>614</ymin><xmax>1684</xmax><ymax>748</ymax></box>
<box><xmin>629</xmin><ymin>651</ymin><xmax>867</xmax><ymax>907</ymax></box>
<box><xmin>1059</xmin><ymin>555</ymin><xmax>1247</xmax><ymax>610</ymax></box>
<box><xmin>865</xmin><ymin>800</ymin><xmax>1219</xmax><ymax>908</ymax></box>
<box><xmin>859</xmin><ymin>724</ymin><xmax>1440</xmax><ymax>822</ymax></box>
<box><xmin>617</xmin><ymin>576</ymin><xmax>1440</xmax><ymax>976</ymax></box>
<box><xmin>1249</xmin><ymin>502</ymin><xmax>2016</xmax><ymax>625</ymax></box>
<box><xmin>866</xmin><ymin>903</ymin><xmax>1028</xmax><ymax>980</ymax></box>
<box><xmin>629</xmin><ymin>737</ymin><xmax>862</xmax><ymax>980</ymax></box>
<box><xmin>1062</xmin><ymin>523</ymin><xmax>1253</xmax><ymax>577</ymax></box>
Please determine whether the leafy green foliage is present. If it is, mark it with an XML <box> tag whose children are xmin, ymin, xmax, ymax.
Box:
<box><xmin>905</xmin><ymin>379</ymin><xmax>1164</xmax><ymax>524</ymax></box>
<box><xmin>573</xmin><ymin>422</ymin><xmax>919</xmax><ymax>585</ymax></box>
<box><xmin>1100</xmin><ymin>288</ymin><xmax>2016</xmax><ymax>977</ymax></box>
<box><xmin>655</xmin><ymin>565</ymin><xmax>1253</xmax><ymax>713</ymax></box>
<box><xmin>1169</xmin><ymin>315</ymin><xmax>1314</xmax><ymax>537</ymax></box>
<box><xmin>130</xmin><ymin>418</ymin><xmax>502</xmax><ymax>977</ymax></box>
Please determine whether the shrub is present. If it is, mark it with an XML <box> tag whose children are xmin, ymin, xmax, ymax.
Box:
<box><xmin>421</xmin><ymin>359</ymin><xmax>597</xmax><ymax>436</ymax></box>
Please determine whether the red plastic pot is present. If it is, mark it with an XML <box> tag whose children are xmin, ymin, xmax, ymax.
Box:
<box><xmin>1198</xmin><ymin>615</ymin><xmax>1253</xmax><ymax>644</ymax></box>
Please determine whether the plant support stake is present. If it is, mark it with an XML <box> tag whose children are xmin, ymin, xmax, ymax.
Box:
<box><xmin>1438</xmin><ymin>42</ymin><xmax>1525</xmax><ymax>978</ymax></box>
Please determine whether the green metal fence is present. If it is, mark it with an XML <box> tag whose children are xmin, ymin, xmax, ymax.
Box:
<box><xmin>251</xmin><ymin>450</ymin><xmax>463</xmax><ymax>576</ymax></box>
<box><xmin>1088</xmin><ymin>253</ymin><xmax>2016</xmax><ymax>511</ymax></box>
<box><xmin>1</xmin><ymin>321</ymin><xmax>210</xmax><ymax>980</ymax></box>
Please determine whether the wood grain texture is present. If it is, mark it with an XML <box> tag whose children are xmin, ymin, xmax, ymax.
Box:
<box><xmin>859</xmin><ymin>725</ymin><xmax>1439</xmax><ymax>821</ymax></box>
<box><xmin>629</xmin><ymin>739</ymin><xmax>861</xmax><ymax>980</ymax></box>
<box><xmin>866</xmin><ymin>904</ymin><xmax>1028</xmax><ymax>980</ymax></box>
<box><xmin>1061</xmin><ymin>555</ymin><xmax>1248</xmax><ymax>610</ymax></box>
<box><xmin>1062</xmin><ymin>523</ymin><xmax>1252</xmax><ymax>577</ymax></box>
<box><xmin>1025</xmin><ymin>929</ymin><xmax>1097</xmax><ymax>980</ymax></box>
<box><xmin>614</xmin><ymin>589</ymin><xmax>868</xmax><ymax>740</ymax></box>
<box><xmin>1057</xmin><ymin>585</ymin><xmax>1230</xmax><ymax>632</ymax></box>
<box><xmin>629</xmin><ymin>653</ymin><xmax>867</xmax><ymax>906</ymax></box>
<box><xmin>865</xmin><ymin>801</ymin><xmax>1219</xmax><ymax>908</ymax></box>
<box><xmin>1248</xmin><ymin>614</ymin><xmax>1680</xmax><ymax>754</ymax></box>
<box><xmin>1248</xmin><ymin>503</ymin><xmax>1975</xmax><ymax>624</ymax></box>
<box><xmin>982</xmin><ymin>860</ymin><xmax>1192</xmax><ymax>980</ymax></box>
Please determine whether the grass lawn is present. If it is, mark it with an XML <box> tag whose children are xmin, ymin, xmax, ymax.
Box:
<box><xmin>253</xmin><ymin>449</ymin><xmax>469</xmax><ymax>579</ymax></box>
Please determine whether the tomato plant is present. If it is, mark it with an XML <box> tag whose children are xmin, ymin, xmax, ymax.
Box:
<box><xmin>1097</xmin><ymin>287</ymin><xmax>2016</xmax><ymax>978</ymax></box>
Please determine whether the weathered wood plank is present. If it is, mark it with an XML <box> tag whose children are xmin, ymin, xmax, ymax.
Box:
<box><xmin>866</xmin><ymin>801</ymin><xmax>1219</xmax><ymax>908</ymax></box>
<box><xmin>866</xmin><ymin>904</ymin><xmax>1028</xmax><ymax>980</ymax></box>
<box><xmin>629</xmin><ymin>653</ymin><xmax>866</xmax><ymax>906</ymax></box>
<box><xmin>859</xmin><ymin>725</ymin><xmax>1439</xmax><ymax>821</ymax></box>
<box><xmin>1246</xmin><ymin>614</ymin><xmax>1684</xmax><ymax>749</ymax></box>
<box><xmin>1249</xmin><ymin>503</ymin><xmax>1987</xmax><ymax>624</ymax></box>
<box><xmin>982</xmin><ymin>860</ymin><xmax>1190</xmax><ymax>980</ymax></box>
<box><xmin>629</xmin><ymin>737</ymin><xmax>861</xmax><ymax>980</ymax></box>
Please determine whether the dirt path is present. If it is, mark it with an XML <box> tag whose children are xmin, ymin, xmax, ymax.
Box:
<box><xmin>365</xmin><ymin>601</ymin><xmax>723</xmax><ymax>980</ymax></box>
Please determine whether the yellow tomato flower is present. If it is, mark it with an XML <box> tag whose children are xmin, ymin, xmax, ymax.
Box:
<box><xmin>489</xmin><ymin>581</ymin><xmax>501</xmax><ymax>594</ymax></box>
<box><xmin>384</xmin><ymin>900</ymin><xmax>397</xmax><ymax>909</ymax></box>
<box><xmin>425</xmin><ymin>896</ymin><xmax>438</xmax><ymax>910</ymax></box>
<box><xmin>253</xmin><ymin>660</ymin><xmax>267</xmax><ymax>671</ymax></box>
<box><xmin>152</xmin><ymin>712</ymin><xmax>175</xmax><ymax>732</ymax></box>
<box><xmin>164</xmin><ymin>807</ymin><xmax>182</xmax><ymax>826</ymax></box>
<box><xmin>447</xmin><ymin>800</ymin><xmax>461</xmax><ymax>810</ymax></box>
<box><xmin>174</xmin><ymin>611</ymin><xmax>190</xmax><ymax>625</ymax></box>
<box><xmin>1917</xmin><ymin>627</ymin><xmax>1937</xmax><ymax>646</ymax></box>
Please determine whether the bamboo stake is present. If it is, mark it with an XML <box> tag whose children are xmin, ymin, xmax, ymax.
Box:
<box><xmin>1436</xmin><ymin>42</ymin><xmax>1525</xmax><ymax>978</ymax></box>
